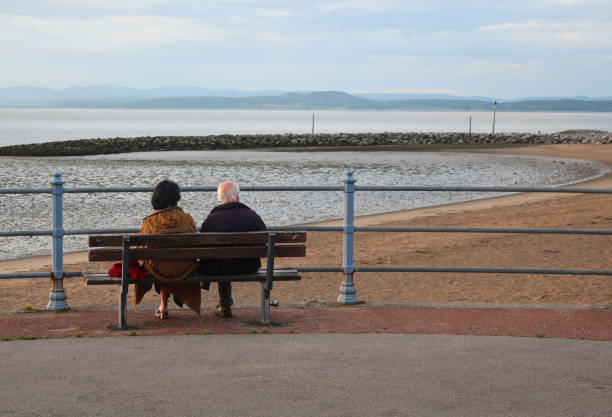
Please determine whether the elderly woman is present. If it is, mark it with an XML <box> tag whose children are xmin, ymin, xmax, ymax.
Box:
<box><xmin>133</xmin><ymin>180</ymin><xmax>200</xmax><ymax>319</ymax></box>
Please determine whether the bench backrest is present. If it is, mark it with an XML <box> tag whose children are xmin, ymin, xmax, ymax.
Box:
<box><xmin>88</xmin><ymin>231</ymin><xmax>306</xmax><ymax>262</ymax></box>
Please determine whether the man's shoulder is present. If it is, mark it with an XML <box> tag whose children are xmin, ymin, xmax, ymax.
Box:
<box><xmin>211</xmin><ymin>202</ymin><xmax>250</xmax><ymax>212</ymax></box>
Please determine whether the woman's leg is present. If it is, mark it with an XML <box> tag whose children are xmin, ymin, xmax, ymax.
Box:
<box><xmin>159</xmin><ymin>285</ymin><xmax>169</xmax><ymax>313</ymax></box>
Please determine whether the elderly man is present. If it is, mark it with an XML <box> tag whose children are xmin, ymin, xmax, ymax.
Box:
<box><xmin>198</xmin><ymin>180</ymin><xmax>267</xmax><ymax>318</ymax></box>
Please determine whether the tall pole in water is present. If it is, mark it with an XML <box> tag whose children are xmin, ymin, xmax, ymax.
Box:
<box><xmin>492</xmin><ymin>101</ymin><xmax>497</xmax><ymax>135</ymax></box>
<box><xmin>312</xmin><ymin>114</ymin><xmax>315</xmax><ymax>136</ymax></box>
<box><xmin>469</xmin><ymin>114</ymin><xmax>472</xmax><ymax>138</ymax></box>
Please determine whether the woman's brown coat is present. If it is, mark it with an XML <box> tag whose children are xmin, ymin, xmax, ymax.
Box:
<box><xmin>134</xmin><ymin>206</ymin><xmax>201</xmax><ymax>314</ymax></box>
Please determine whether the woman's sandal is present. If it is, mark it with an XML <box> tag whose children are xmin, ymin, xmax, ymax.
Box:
<box><xmin>155</xmin><ymin>309</ymin><xmax>169</xmax><ymax>320</ymax></box>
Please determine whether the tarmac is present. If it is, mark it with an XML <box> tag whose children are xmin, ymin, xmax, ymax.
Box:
<box><xmin>1</xmin><ymin>302</ymin><xmax>611</xmax><ymax>416</ymax></box>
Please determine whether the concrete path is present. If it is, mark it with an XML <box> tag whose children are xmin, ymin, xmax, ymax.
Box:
<box><xmin>2</xmin><ymin>334</ymin><xmax>610</xmax><ymax>417</ymax></box>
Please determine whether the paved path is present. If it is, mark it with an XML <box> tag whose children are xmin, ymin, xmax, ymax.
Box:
<box><xmin>1</xmin><ymin>304</ymin><xmax>610</xmax><ymax>416</ymax></box>
<box><xmin>2</xmin><ymin>334</ymin><xmax>611</xmax><ymax>417</ymax></box>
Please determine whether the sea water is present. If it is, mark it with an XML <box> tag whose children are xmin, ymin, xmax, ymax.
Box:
<box><xmin>0</xmin><ymin>150</ymin><xmax>608</xmax><ymax>260</ymax></box>
<box><xmin>1</xmin><ymin>109</ymin><xmax>611</xmax><ymax>146</ymax></box>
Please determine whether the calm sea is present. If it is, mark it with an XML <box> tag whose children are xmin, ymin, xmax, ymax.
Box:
<box><xmin>0</xmin><ymin>149</ymin><xmax>609</xmax><ymax>260</ymax></box>
<box><xmin>0</xmin><ymin>109</ymin><xmax>611</xmax><ymax>146</ymax></box>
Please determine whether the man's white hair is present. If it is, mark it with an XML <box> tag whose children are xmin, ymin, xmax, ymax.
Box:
<box><xmin>217</xmin><ymin>181</ymin><xmax>240</xmax><ymax>204</ymax></box>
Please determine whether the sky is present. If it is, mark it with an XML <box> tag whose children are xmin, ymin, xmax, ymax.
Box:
<box><xmin>1</xmin><ymin>0</ymin><xmax>611</xmax><ymax>98</ymax></box>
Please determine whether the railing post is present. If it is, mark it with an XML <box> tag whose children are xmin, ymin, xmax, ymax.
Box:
<box><xmin>337</xmin><ymin>170</ymin><xmax>359</xmax><ymax>304</ymax></box>
<box><xmin>48</xmin><ymin>172</ymin><xmax>69</xmax><ymax>311</ymax></box>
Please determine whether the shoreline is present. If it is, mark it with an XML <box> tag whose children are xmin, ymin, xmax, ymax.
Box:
<box><xmin>2</xmin><ymin>143</ymin><xmax>611</xmax><ymax>272</ymax></box>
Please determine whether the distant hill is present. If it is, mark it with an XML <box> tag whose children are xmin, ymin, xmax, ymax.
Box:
<box><xmin>496</xmin><ymin>99</ymin><xmax>612</xmax><ymax>112</ymax></box>
<box><xmin>1</xmin><ymin>86</ymin><xmax>611</xmax><ymax>111</ymax></box>
<box><xmin>0</xmin><ymin>85</ymin><xmax>287</xmax><ymax>107</ymax></box>
<box><xmin>122</xmin><ymin>91</ymin><xmax>381</xmax><ymax>110</ymax></box>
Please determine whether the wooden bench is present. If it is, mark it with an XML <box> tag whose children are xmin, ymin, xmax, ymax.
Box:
<box><xmin>83</xmin><ymin>231</ymin><xmax>306</xmax><ymax>328</ymax></box>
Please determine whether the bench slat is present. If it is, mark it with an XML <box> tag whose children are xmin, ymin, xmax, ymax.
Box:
<box><xmin>89</xmin><ymin>245</ymin><xmax>306</xmax><ymax>262</ymax></box>
<box><xmin>84</xmin><ymin>269</ymin><xmax>302</xmax><ymax>285</ymax></box>
<box><xmin>89</xmin><ymin>232</ymin><xmax>306</xmax><ymax>247</ymax></box>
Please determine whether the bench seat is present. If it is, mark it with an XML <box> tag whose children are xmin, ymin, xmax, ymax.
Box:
<box><xmin>84</xmin><ymin>268</ymin><xmax>301</xmax><ymax>285</ymax></box>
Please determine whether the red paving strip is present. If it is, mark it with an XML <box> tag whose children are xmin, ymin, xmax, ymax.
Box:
<box><xmin>0</xmin><ymin>305</ymin><xmax>610</xmax><ymax>341</ymax></box>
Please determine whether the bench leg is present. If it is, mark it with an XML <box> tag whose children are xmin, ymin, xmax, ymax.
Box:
<box><xmin>119</xmin><ymin>280</ymin><xmax>128</xmax><ymax>329</ymax></box>
<box><xmin>119</xmin><ymin>238</ymin><xmax>129</xmax><ymax>329</ymax></box>
<box><xmin>261</xmin><ymin>283</ymin><xmax>270</xmax><ymax>325</ymax></box>
<box><xmin>261</xmin><ymin>232</ymin><xmax>275</xmax><ymax>325</ymax></box>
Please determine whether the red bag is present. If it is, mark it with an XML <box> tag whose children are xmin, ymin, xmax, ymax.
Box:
<box><xmin>108</xmin><ymin>260</ymin><xmax>148</xmax><ymax>280</ymax></box>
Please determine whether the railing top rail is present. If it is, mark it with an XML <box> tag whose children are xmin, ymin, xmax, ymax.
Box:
<box><xmin>3</xmin><ymin>185</ymin><xmax>612</xmax><ymax>195</ymax></box>
<box><xmin>64</xmin><ymin>185</ymin><xmax>344</xmax><ymax>193</ymax></box>
<box><xmin>355</xmin><ymin>185</ymin><xmax>612</xmax><ymax>194</ymax></box>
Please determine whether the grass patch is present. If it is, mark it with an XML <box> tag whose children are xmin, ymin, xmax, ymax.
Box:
<box><xmin>18</xmin><ymin>336</ymin><xmax>38</xmax><ymax>340</ymax></box>
<box><xmin>250</xmin><ymin>329</ymin><xmax>258</xmax><ymax>334</ymax></box>
<box><xmin>75</xmin><ymin>333</ymin><xmax>83</xmax><ymax>338</ymax></box>
<box><xmin>24</xmin><ymin>305</ymin><xmax>33</xmax><ymax>311</ymax></box>
<box><xmin>535</xmin><ymin>332</ymin><xmax>546</xmax><ymax>338</ymax></box>
<box><xmin>128</xmin><ymin>331</ymin><xmax>137</xmax><ymax>336</ymax></box>
<box><xmin>185</xmin><ymin>331</ymin><xmax>191</xmax><ymax>335</ymax></box>
<box><xmin>1</xmin><ymin>337</ymin><xmax>10</xmax><ymax>341</ymax></box>
<box><xmin>289</xmin><ymin>328</ymin><xmax>297</xmax><ymax>334</ymax></box>
<box><xmin>201</xmin><ymin>330</ymin><xmax>213</xmax><ymax>335</ymax></box>
<box><xmin>260</xmin><ymin>328</ymin><xmax>268</xmax><ymax>334</ymax></box>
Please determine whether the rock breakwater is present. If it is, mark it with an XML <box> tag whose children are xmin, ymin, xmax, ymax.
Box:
<box><xmin>1</xmin><ymin>130</ymin><xmax>610</xmax><ymax>157</ymax></box>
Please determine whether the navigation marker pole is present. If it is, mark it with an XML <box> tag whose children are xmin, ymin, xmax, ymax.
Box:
<box><xmin>492</xmin><ymin>101</ymin><xmax>497</xmax><ymax>135</ymax></box>
<box><xmin>469</xmin><ymin>115</ymin><xmax>472</xmax><ymax>138</ymax></box>
<box><xmin>312</xmin><ymin>114</ymin><xmax>315</xmax><ymax>136</ymax></box>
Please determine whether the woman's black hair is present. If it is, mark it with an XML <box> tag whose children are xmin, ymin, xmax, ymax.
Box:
<box><xmin>151</xmin><ymin>180</ymin><xmax>181</xmax><ymax>210</ymax></box>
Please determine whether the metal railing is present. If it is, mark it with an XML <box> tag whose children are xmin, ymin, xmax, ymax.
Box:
<box><xmin>1</xmin><ymin>171</ymin><xmax>611</xmax><ymax>310</ymax></box>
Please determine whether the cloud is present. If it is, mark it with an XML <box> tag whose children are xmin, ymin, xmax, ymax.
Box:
<box><xmin>316</xmin><ymin>0</ymin><xmax>429</xmax><ymax>12</ymax></box>
<box><xmin>0</xmin><ymin>13</ymin><xmax>240</xmax><ymax>54</ymax></box>
<box><xmin>256</xmin><ymin>9</ymin><xmax>292</xmax><ymax>18</ymax></box>
<box><xmin>318</xmin><ymin>1</ymin><xmax>378</xmax><ymax>11</ymax></box>
<box><xmin>479</xmin><ymin>22</ymin><xmax>539</xmax><ymax>31</ymax></box>
<box><xmin>477</xmin><ymin>19</ymin><xmax>612</xmax><ymax>52</ymax></box>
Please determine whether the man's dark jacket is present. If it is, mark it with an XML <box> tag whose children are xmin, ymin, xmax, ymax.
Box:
<box><xmin>198</xmin><ymin>202</ymin><xmax>267</xmax><ymax>275</ymax></box>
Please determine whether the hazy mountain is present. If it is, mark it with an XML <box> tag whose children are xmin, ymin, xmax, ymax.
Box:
<box><xmin>1</xmin><ymin>86</ymin><xmax>611</xmax><ymax>111</ymax></box>
<box><xmin>354</xmin><ymin>93</ymin><xmax>612</xmax><ymax>103</ymax></box>
<box><xmin>354</xmin><ymin>93</ymin><xmax>495</xmax><ymax>102</ymax></box>
<box><xmin>0</xmin><ymin>85</ymin><xmax>287</xmax><ymax>107</ymax></box>
<box><xmin>124</xmin><ymin>91</ymin><xmax>381</xmax><ymax>110</ymax></box>
<box><xmin>496</xmin><ymin>99</ymin><xmax>612</xmax><ymax>112</ymax></box>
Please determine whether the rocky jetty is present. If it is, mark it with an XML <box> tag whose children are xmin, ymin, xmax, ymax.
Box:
<box><xmin>0</xmin><ymin>130</ymin><xmax>610</xmax><ymax>157</ymax></box>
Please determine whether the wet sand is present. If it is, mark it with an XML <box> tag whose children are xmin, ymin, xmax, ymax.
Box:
<box><xmin>1</xmin><ymin>144</ymin><xmax>611</xmax><ymax>312</ymax></box>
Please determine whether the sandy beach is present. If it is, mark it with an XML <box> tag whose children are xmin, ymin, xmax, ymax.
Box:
<box><xmin>1</xmin><ymin>143</ymin><xmax>611</xmax><ymax>312</ymax></box>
